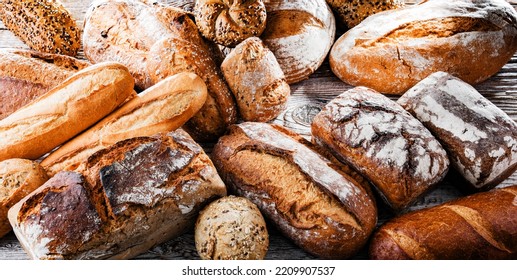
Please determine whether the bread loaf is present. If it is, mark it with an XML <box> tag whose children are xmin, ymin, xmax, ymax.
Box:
<box><xmin>326</xmin><ymin>0</ymin><xmax>404</xmax><ymax>29</ymax></box>
<box><xmin>83</xmin><ymin>0</ymin><xmax>237</xmax><ymax>141</ymax></box>
<box><xmin>260</xmin><ymin>0</ymin><xmax>335</xmax><ymax>84</ymax></box>
<box><xmin>41</xmin><ymin>72</ymin><xmax>207</xmax><ymax>176</ymax></box>
<box><xmin>330</xmin><ymin>0</ymin><xmax>517</xmax><ymax>94</ymax></box>
<box><xmin>194</xmin><ymin>0</ymin><xmax>267</xmax><ymax>47</ymax></box>
<box><xmin>311</xmin><ymin>87</ymin><xmax>450</xmax><ymax>211</ymax></box>
<box><xmin>0</xmin><ymin>62</ymin><xmax>134</xmax><ymax>162</ymax></box>
<box><xmin>370</xmin><ymin>186</ymin><xmax>517</xmax><ymax>260</ymax></box>
<box><xmin>0</xmin><ymin>0</ymin><xmax>81</xmax><ymax>56</ymax></box>
<box><xmin>0</xmin><ymin>49</ymin><xmax>90</xmax><ymax>120</ymax></box>
<box><xmin>0</xmin><ymin>159</ymin><xmax>48</xmax><ymax>238</ymax></box>
<box><xmin>212</xmin><ymin>122</ymin><xmax>377</xmax><ymax>259</ymax></box>
<box><xmin>221</xmin><ymin>37</ymin><xmax>290</xmax><ymax>122</ymax></box>
<box><xmin>398</xmin><ymin>72</ymin><xmax>517</xmax><ymax>192</ymax></box>
<box><xmin>8</xmin><ymin>130</ymin><xmax>227</xmax><ymax>259</ymax></box>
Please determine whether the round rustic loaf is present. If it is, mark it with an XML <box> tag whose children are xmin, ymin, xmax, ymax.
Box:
<box><xmin>260</xmin><ymin>0</ymin><xmax>335</xmax><ymax>84</ymax></box>
<box><xmin>221</xmin><ymin>37</ymin><xmax>290</xmax><ymax>122</ymax></box>
<box><xmin>194</xmin><ymin>0</ymin><xmax>267</xmax><ymax>47</ymax></box>
<box><xmin>195</xmin><ymin>196</ymin><xmax>269</xmax><ymax>260</ymax></box>
<box><xmin>326</xmin><ymin>0</ymin><xmax>404</xmax><ymax>29</ymax></box>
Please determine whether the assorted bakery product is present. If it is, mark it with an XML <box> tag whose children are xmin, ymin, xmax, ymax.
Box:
<box><xmin>261</xmin><ymin>0</ymin><xmax>336</xmax><ymax>84</ymax></box>
<box><xmin>0</xmin><ymin>62</ymin><xmax>134</xmax><ymax>162</ymax></box>
<box><xmin>312</xmin><ymin>87</ymin><xmax>450</xmax><ymax>211</ymax></box>
<box><xmin>398</xmin><ymin>72</ymin><xmax>517</xmax><ymax>192</ymax></box>
<box><xmin>0</xmin><ymin>0</ymin><xmax>81</xmax><ymax>56</ymax></box>
<box><xmin>212</xmin><ymin>122</ymin><xmax>377</xmax><ymax>259</ymax></box>
<box><xmin>0</xmin><ymin>49</ymin><xmax>90</xmax><ymax>120</ymax></box>
<box><xmin>221</xmin><ymin>37</ymin><xmax>290</xmax><ymax>122</ymax></box>
<box><xmin>370</xmin><ymin>186</ymin><xmax>517</xmax><ymax>260</ymax></box>
<box><xmin>0</xmin><ymin>159</ymin><xmax>48</xmax><ymax>238</ymax></box>
<box><xmin>195</xmin><ymin>196</ymin><xmax>269</xmax><ymax>260</ymax></box>
<box><xmin>326</xmin><ymin>0</ymin><xmax>404</xmax><ymax>29</ymax></box>
<box><xmin>194</xmin><ymin>0</ymin><xmax>267</xmax><ymax>47</ymax></box>
<box><xmin>83</xmin><ymin>0</ymin><xmax>237</xmax><ymax>141</ymax></box>
<box><xmin>8</xmin><ymin>130</ymin><xmax>227</xmax><ymax>259</ymax></box>
<box><xmin>330</xmin><ymin>0</ymin><xmax>517</xmax><ymax>94</ymax></box>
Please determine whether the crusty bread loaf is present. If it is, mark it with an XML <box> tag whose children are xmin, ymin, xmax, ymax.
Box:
<box><xmin>326</xmin><ymin>0</ymin><xmax>404</xmax><ymax>29</ymax></box>
<box><xmin>83</xmin><ymin>0</ymin><xmax>237</xmax><ymax>141</ymax></box>
<box><xmin>221</xmin><ymin>37</ymin><xmax>290</xmax><ymax>122</ymax></box>
<box><xmin>0</xmin><ymin>159</ymin><xmax>48</xmax><ymax>238</ymax></box>
<box><xmin>370</xmin><ymin>186</ymin><xmax>517</xmax><ymax>260</ymax></box>
<box><xmin>260</xmin><ymin>0</ymin><xmax>335</xmax><ymax>84</ymax></box>
<box><xmin>0</xmin><ymin>48</ymin><xmax>90</xmax><ymax>120</ymax></box>
<box><xmin>398</xmin><ymin>72</ymin><xmax>517</xmax><ymax>192</ymax></box>
<box><xmin>8</xmin><ymin>130</ymin><xmax>227</xmax><ymax>259</ymax></box>
<box><xmin>212</xmin><ymin>122</ymin><xmax>377</xmax><ymax>259</ymax></box>
<box><xmin>0</xmin><ymin>62</ymin><xmax>134</xmax><ymax>162</ymax></box>
<box><xmin>194</xmin><ymin>0</ymin><xmax>267</xmax><ymax>47</ymax></box>
<box><xmin>311</xmin><ymin>87</ymin><xmax>450</xmax><ymax>211</ymax></box>
<box><xmin>0</xmin><ymin>0</ymin><xmax>81</xmax><ymax>56</ymax></box>
<box><xmin>41</xmin><ymin>72</ymin><xmax>208</xmax><ymax>176</ymax></box>
<box><xmin>195</xmin><ymin>196</ymin><xmax>269</xmax><ymax>260</ymax></box>
<box><xmin>330</xmin><ymin>0</ymin><xmax>517</xmax><ymax>94</ymax></box>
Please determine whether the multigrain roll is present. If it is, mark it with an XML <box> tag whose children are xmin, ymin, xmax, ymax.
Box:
<box><xmin>194</xmin><ymin>0</ymin><xmax>267</xmax><ymax>47</ymax></box>
<box><xmin>326</xmin><ymin>0</ymin><xmax>404</xmax><ymax>29</ymax></box>
<box><xmin>311</xmin><ymin>87</ymin><xmax>450</xmax><ymax>211</ymax></box>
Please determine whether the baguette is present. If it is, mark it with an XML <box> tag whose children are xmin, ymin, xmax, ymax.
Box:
<box><xmin>0</xmin><ymin>62</ymin><xmax>134</xmax><ymax>162</ymax></box>
<box><xmin>41</xmin><ymin>72</ymin><xmax>208</xmax><ymax>176</ymax></box>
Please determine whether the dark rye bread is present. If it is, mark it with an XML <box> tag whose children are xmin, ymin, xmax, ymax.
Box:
<box><xmin>311</xmin><ymin>87</ymin><xmax>450</xmax><ymax>211</ymax></box>
<box><xmin>398</xmin><ymin>72</ymin><xmax>517</xmax><ymax>192</ymax></box>
<box><xmin>370</xmin><ymin>186</ymin><xmax>517</xmax><ymax>260</ymax></box>
<box><xmin>211</xmin><ymin>122</ymin><xmax>377</xmax><ymax>259</ymax></box>
<box><xmin>8</xmin><ymin>130</ymin><xmax>226</xmax><ymax>259</ymax></box>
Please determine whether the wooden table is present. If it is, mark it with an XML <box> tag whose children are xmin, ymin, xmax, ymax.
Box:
<box><xmin>1</xmin><ymin>0</ymin><xmax>516</xmax><ymax>260</ymax></box>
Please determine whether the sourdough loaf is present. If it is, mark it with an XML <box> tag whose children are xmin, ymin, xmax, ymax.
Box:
<box><xmin>311</xmin><ymin>87</ymin><xmax>450</xmax><ymax>211</ymax></box>
<box><xmin>398</xmin><ymin>72</ymin><xmax>517</xmax><ymax>192</ymax></box>
<box><xmin>8</xmin><ymin>130</ymin><xmax>227</xmax><ymax>259</ymax></box>
<box><xmin>212</xmin><ymin>122</ymin><xmax>377</xmax><ymax>259</ymax></box>
<box><xmin>330</xmin><ymin>0</ymin><xmax>517</xmax><ymax>94</ymax></box>
<box><xmin>326</xmin><ymin>0</ymin><xmax>404</xmax><ymax>29</ymax></box>
<box><xmin>370</xmin><ymin>186</ymin><xmax>517</xmax><ymax>260</ymax></box>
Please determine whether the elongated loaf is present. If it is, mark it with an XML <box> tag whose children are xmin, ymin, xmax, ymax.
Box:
<box><xmin>212</xmin><ymin>122</ymin><xmax>377</xmax><ymax>259</ymax></box>
<box><xmin>9</xmin><ymin>130</ymin><xmax>227</xmax><ymax>259</ymax></box>
<box><xmin>0</xmin><ymin>62</ymin><xmax>134</xmax><ymax>162</ymax></box>
<box><xmin>370</xmin><ymin>186</ymin><xmax>517</xmax><ymax>260</ymax></box>
<box><xmin>330</xmin><ymin>0</ymin><xmax>517</xmax><ymax>94</ymax></box>
<box><xmin>41</xmin><ymin>72</ymin><xmax>207</xmax><ymax>176</ymax></box>
<box><xmin>0</xmin><ymin>49</ymin><xmax>90</xmax><ymax>120</ymax></box>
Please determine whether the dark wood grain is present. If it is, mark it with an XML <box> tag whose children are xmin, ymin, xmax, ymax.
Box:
<box><xmin>1</xmin><ymin>0</ymin><xmax>517</xmax><ymax>260</ymax></box>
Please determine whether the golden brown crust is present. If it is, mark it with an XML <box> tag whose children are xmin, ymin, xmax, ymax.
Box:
<box><xmin>326</xmin><ymin>0</ymin><xmax>404</xmax><ymax>29</ymax></box>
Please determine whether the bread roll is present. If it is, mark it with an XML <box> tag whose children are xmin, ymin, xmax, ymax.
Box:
<box><xmin>212</xmin><ymin>122</ymin><xmax>377</xmax><ymax>259</ymax></box>
<box><xmin>195</xmin><ymin>196</ymin><xmax>269</xmax><ymax>260</ymax></box>
<box><xmin>221</xmin><ymin>37</ymin><xmax>290</xmax><ymax>122</ymax></box>
<box><xmin>0</xmin><ymin>0</ymin><xmax>80</xmax><ymax>56</ymax></box>
<box><xmin>326</xmin><ymin>0</ymin><xmax>404</xmax><ymax>29</ymax></box>
<box><xmin>260</xmin><ymin>0</ymin><xmax>335</xmax><ymax>84</ymax></box>
<box><xmin>311</xmin><ymin>87</ymin><xmax>450</xmax><ymax>211</ymax></box>
<box><xmin>370</xmin><ymin>186</ymin><xmax>517</xmax><ymax>260</ymax></box>
<box><xmin>398</xmin><ymin>72</ymin><xmax>517</xmax><ymax>192</ymax></box>
<box><xmin>0</xmin><ymin>62</ymin><xmax>134</xmax><ymax>162</ymax></box>
<box><xmin>0</xmin><ymin>159</ymin><xmax>48</xmax><ymax>238</ymax></box>
<box><xmin>8</xmin><ymin>130</ymin><xmax>227</xmax><ymax>259</ymax></box>
<box><xmin>330</xmin><ymin>0</ymin><xmax>517</xmax><ymax>94</ymax></box>
<box><xmin>41</xmin><ymin>72</ymin><xmax>208</xmax><ymax>176</ymax></box>
<box><xmin>194</xmin><ymin>0</ymin><xmax>267</xmax><ymax>47</ymax></box>
<box><xmin>0</xmin><ymin>49</ymin><xmax>90</xmax><ymax>120</ymax></box>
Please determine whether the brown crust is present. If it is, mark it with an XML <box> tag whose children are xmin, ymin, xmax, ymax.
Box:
<box><xmin>370</xmin><ymin>186</ymin><xmax>517</xmax><ymax>260</ymax></box>
<box><xmin>326</xmin><ymin>0</ymin><xmax>404</xmax><ymax>29</ymax></box>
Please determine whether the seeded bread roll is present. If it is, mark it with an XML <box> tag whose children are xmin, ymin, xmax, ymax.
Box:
<box><xmin>398</xmin><ymin>72</ymin><xmax>517</xmax><ymax>192</ymax></box>
<box><xmin>195</xmin><ymin>196</ymin><xmax>269</xmax><ymax>260</ymax></box>
<box><xmin>311</xmin><ymin>87</ymin><xmax>450</xmax><ymax>211</ymax></box>
<box><xmin>221</xmin><ymin>37</ymin><xmax>290</xmax><ymax>122</ymax></box>
<box><xmin>0</xmin><ymin>0</ymin><xmax>81</xmax><ymax>56</ymax></box>
<box><xmin>326</xmin><ymin>0</ymin><xmax>404</xmax><ymax>29</ymax></box>
<box><xmin>0</xmin><ymin>159</ymin><xmax>48</xmax><ymax>238</ymax></box>
<box><xmin>194</xmin><ymin>0</ymin><xmax>267</xmax><ymax>47</ymax></box>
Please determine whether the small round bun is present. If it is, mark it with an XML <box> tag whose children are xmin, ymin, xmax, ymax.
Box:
<box><xmin>326</xmin><ymin>0</ymin><xmax>404</xmax><ymax>29</ymax></box>
<box><xmin>195</xmin><ymin>196</ymin><xmax>269</xmax><ymax>260</ymax></box>
<box><xmin>194</xmin><ymin>0</ymin><xmax>267</xmax><ymax>47</ymax></box>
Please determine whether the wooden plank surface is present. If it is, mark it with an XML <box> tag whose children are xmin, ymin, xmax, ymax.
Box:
<box><xmin>1</xmin><ymin>0</ymin><xmax>517</xmax><ymax>260</ymax></box>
